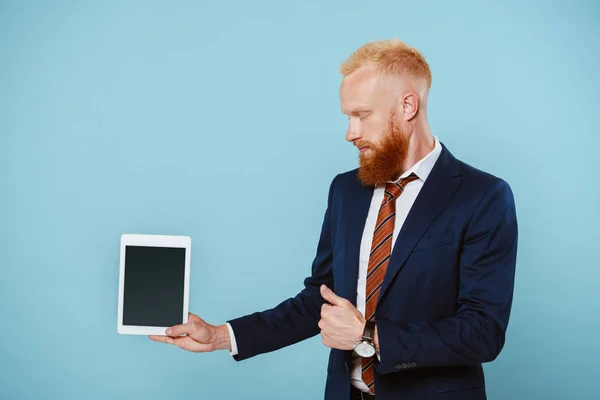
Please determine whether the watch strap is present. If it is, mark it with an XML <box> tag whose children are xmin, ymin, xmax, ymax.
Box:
<box><xmin>362</xmin><ymin>320</ymin><xmax>375</xmax><ymax>341</ymax></box>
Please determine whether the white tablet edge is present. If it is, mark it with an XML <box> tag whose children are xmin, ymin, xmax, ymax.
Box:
<box><xmin>117</xmin><ymin>234</ymin><xmax>191</xmax><ymax>335</ymax></box>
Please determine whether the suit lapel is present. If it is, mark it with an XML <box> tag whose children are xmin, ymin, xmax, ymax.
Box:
<box><xmin>378</xmin><ymin>144</ymin><xmax>463</xmax><ymax>302</ymax></box>
<box><xmin>341</xmin><ymin>174</ymin><xmax>373</xmax><ymax>306</ymax></box>
<box><xmin>339</xmin><ymin>173</ymin><xmax>373</xmax><ymax>363</ymax></box>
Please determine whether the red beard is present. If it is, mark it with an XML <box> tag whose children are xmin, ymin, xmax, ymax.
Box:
<box><xmin>357</xmin><ymin>117</ymin><xmax>409</xmax><ymax>186</ymax></box>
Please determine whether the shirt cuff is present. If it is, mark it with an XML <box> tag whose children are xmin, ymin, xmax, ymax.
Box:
<box><xmin>225</xmin><ymin>322</ymin><xmax>239</xmax><ymax>357</ymax></box>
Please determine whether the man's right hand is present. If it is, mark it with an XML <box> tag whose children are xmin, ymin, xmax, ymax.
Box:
<box><xmin>148</xmin><ymin>312</ymin><xmax>232</xmax><ymax>353</ymax></box>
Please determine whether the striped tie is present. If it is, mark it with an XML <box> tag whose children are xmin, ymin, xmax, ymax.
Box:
<box><xmin>362</xmin><ymin>173</ymin><xmax>419</xmax><ymax>394</ymax></box>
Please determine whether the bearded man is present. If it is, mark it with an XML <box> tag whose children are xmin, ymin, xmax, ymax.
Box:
<box><xmin>150</xmin><ymin>39</ymin><xmax>518</xmax><ymax>400</ymax></box>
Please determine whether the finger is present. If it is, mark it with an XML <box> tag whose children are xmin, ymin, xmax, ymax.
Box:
<box><xmin>188</xmin><ymin>312</ymin><xmax>204</xmax><ymax>323</ymax></box>
<box><xmin>318</xmin><ymin>319</ymin><xmax>325</xmax><ymax>330</ymax></box>
<box><xmin>149</xmin><ymin>334</ymin><xmax>214</xmax><ymax>352</ymax></box>
<box><xmin>173</xmin><ymin>336</ymin><xmax>215</xmax><ymax>353</ymax></box>
<box><xmin>148</xmin><ymin>335</ymin><xmax>176</xmax><ymax>344</ymax></box>
<box><xmin>166</xmin><ymin>320</ymin><xmax>199</xmax><ymax>337</ymax></box>
<box><xmin>167</xmin><ymin>312</ymin><xmax>210</xmax><ymax>336</ymax></box>
<box><xmin>320</xmin><ymin>285</ymin><xmax>349</xmax><ymax>307</ymax></box>
<box><xmin>321</xmin><ymin>331</ymin><xmax>332</xmax><ymax>348</ymax></box>
<box><xmin>321</xmin><ymin>303</ymin><xmax>333</xmax><ymax>316</ymax></box>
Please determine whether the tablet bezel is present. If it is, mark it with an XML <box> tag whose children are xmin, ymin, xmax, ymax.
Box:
<box><xmin>117</xmin><ymin>234</ymin><xmax>191</xmax><ymax>335</ymax></box>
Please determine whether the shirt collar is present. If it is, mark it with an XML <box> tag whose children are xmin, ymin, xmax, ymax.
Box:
<box><xmin>391</xmin><ymin>135</ymin><xmax>442</xmax><ymax>184</ymax></box>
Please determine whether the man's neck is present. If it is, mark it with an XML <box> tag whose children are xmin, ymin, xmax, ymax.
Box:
<box><xmin>400</xmin><ymin>126</ymin><xmax>435</xmax><ymax>174</ymax></box>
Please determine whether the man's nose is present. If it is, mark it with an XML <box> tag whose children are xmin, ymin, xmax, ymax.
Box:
<box><xmin>345</xmin><ymin>122</ymin><xmax>361</xmax><ymax>143</ymax></box>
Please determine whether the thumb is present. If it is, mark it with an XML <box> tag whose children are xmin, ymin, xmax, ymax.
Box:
<box><xmin>166</xmin><ymin>314</ymin><xmax>207</xmax><ymax>337</ymax></box>
<box><xmin>320</xmin><ymin>285</ymin><xmax>348</xmax><ymax>307</ymax></box>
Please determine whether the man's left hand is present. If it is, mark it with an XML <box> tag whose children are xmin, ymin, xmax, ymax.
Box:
<box><xmin>319</xmin><ymin>284</ymin><xmax>365</xmax><ymax>350</ymax></box>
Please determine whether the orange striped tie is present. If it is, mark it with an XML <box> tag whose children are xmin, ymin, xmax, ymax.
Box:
<box><xmin>362</xmin><ymin>173</ymin><xmax>419</xmax><ymax>394</ymax></box>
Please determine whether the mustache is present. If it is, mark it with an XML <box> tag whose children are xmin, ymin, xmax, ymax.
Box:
<box><xmin>355</xmin><ymin>140</ymin><xmax>376</xmax><ymax>149</ymax></box>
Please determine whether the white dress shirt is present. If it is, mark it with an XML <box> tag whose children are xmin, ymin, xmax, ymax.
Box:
<box><xmin>227</xmin><ymin>136</ymin><xmax>442</xmax><ymax>394</ymax></box>
<box><xmin>351</xmin><ymin>136</ymin><xmax>441</xmax><ymax>393</ymax></box>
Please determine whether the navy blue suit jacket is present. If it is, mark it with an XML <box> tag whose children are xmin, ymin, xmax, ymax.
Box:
<box><xmin>228</xmin><ymin>143</ymin><xmax>518</xmax><ymax>400</ymax></box>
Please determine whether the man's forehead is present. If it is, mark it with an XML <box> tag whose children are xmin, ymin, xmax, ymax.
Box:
<box><xmin>340</xmin><ymin>68</ymin><xmax>393</xmax><ymax>113</ymax></box>
<box><xmin>341</xmin><ymin>65</ymin><xmax>380</xmax><ymax>92</ymax></box>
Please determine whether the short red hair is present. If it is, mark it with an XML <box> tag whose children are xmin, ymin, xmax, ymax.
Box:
<box><xmin>340</xmin><ymin>39</ymin><xmax>432</xmax><ymax>89</ymax></box>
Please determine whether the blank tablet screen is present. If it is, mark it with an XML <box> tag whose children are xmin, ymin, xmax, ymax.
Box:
<box><xmin>123</xmin><ymin>245</ymin><xmax>185</xmax><ymax>327</ymax></box>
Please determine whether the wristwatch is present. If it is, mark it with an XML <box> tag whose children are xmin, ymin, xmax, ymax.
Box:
<box><xmin>353</xmin><ymin>320</ymin><xmax>376</xmax><ymax>358</ymax></box>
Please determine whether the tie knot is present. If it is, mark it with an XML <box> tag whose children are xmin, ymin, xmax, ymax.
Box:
<box><xmin>384</xmin><ymin>173</ymin><xmax>419</xmax><ymax>200</ymax></box>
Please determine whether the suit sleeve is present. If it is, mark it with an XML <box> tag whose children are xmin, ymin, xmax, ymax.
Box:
<box><xmin>226</xmin><ymin>175</ymin><xmax>337</xmax><ymax>361</ymax></box>
<box><xmin>376</xmin><ymin>179</ymin><xmax>518</xmax><ymax>374</ymax></box>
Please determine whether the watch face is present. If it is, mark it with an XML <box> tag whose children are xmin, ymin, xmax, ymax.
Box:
<box><xmin>354</xmin><ymin>341</ymin><xmax>376</xmax><ymax>358</ymax></box>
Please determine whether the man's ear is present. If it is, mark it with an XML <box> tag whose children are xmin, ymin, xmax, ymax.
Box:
<box><xmin>401</xmin><ymin>92</ymin><xmax>419</xmax><ymax>121</ymax></box>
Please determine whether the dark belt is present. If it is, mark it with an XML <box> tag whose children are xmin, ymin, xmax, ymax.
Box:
<box><xmin>350</xmin><ymin>386</ymin><xmax>375</xmax><ymax>400</ymax></box>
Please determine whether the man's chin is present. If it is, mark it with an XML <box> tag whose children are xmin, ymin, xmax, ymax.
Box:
<box><xmin>359</xmin><ymin>152</ymin><xmax>373</xmax><ymax>162</ymax></box>
<box><xmin>358</xmin><ymin>166</ymin><xmax>389</xmax><ymax>187</ymax></box>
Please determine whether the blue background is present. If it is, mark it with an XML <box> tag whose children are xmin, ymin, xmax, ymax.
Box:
<box><xmin>1</xmin><ymin>1</ymin><xmax>599</xmax><ymax>399</ymax></box>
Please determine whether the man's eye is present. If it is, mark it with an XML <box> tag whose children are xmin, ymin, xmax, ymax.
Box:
<box><xmin>359</xmin><ymin>114</ymin><xmax>369</xmax><ymax>121</ymax></box>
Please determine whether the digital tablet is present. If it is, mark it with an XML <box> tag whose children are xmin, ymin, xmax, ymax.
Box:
<box><xmin>117</xmin><ymin>234</ymin><xmax>191</xmax><ymax>335</ymax></box>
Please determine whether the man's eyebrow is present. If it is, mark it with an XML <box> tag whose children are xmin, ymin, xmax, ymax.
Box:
<box><xmin>349</xmin><ymin>107</ymin><xmax>372</xmax><ymax>115</ymax></box>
